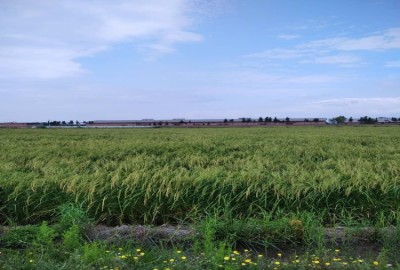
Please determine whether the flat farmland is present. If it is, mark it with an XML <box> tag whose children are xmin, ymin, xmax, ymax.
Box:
<box><xmin>1</xmin><ymin>126</ymin><xmax>400</xmax><ymax>226</ymax></box>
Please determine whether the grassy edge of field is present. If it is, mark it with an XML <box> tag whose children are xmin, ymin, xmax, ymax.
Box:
<box><xmin>1</xmin><ymin>204</ymin><xmax>400</xmax><ymax>269</ymax></box>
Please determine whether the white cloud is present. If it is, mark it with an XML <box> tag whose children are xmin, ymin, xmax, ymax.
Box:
<box><xmin>246</xmin><ymin>28</ymin><xmax>400</xmax><ymax>67</ymax></box>
<box><xmin>304</xmin><ymin>28</ymin><xmax>400</xmax><ymax>51</ymax></box>
<box><xmin>313</xmin><ymin>55</ymin><xmax>360</xmax><ymax>64</ymax></box>
<box><xmin>203</xmin><ymin>69</ymin><xmax>339</xmax><ymax>86</ymax></box>
<box><xmin>305</xmin><ymin>54</ymin><xmax>362</xmax><ymax>66</ymax></box>
<box><xmin>315</xmin><ymin>96</ymin><xmax>400</xmax><ymax>105</ymax></box>
<box><xmin>313</xmin><ymin>97</ymin><xmax>400</xmax><ymax>116</ymax></box>
<box><xmin>244</xmin><ymin>48</ymin><xmax>313</xmax><ymax>59</ymax></box>
<box><xmin>0</xmin><ymin>0</ymin><xmax>206</xmax><ymax>79</ymax></box>
<box><xmin>278</xmin><ymin>34</ymin><xmax>300</xmax><ymax>40</ymax></box>
<box><xmin>385</xmin><ymin>60</ymin><xmax>400</xmax><ymax>68</ymax></box>
<box><xmin>284</xmin><ymin>75</ymin><xmax>337</xmax><ymax>84</ymax></box>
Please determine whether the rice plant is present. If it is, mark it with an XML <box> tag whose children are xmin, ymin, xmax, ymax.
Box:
<box><xmin>1</xmin><ymin>126</ymin><xmax>399</xmax><ymax>226</ymax></box>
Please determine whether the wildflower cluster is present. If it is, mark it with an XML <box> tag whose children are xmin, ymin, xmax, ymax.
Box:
<box><xmin>0</xmin><ymin>245</ymin><xmax>396</xmax><ymax>270</ymax></box>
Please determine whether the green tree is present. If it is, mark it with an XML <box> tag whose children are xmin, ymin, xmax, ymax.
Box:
<box><xmin>334</xmin><ymin>116</ymin><xmax>346</xmax><ymax>124</ymax></box>
<box><xmin>359</xmin><ymin>116</ymin><xmax>377</xmax><ymax>124</ymax></box>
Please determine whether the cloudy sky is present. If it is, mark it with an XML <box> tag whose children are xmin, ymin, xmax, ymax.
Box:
<box><xmin>1</xmin><ymin>0</ymin><xmax>400</xmax><ymax>122</ymax></box>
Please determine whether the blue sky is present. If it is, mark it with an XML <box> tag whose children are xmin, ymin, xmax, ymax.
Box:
<box><xmin>1</xmin><ymin>0</ymin><xmax>400</xmax><ymax>122</ymax></box>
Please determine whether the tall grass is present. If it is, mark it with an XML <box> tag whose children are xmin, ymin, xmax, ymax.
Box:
<box><xmin>1</xmin><ymin>126</ymin><xmax>399</xmax><ymax>225</ymax></box>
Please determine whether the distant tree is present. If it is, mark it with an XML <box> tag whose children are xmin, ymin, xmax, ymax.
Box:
<box><xmin>392</xmin><ymin>117</ymin><xmax>398</xmax><ymax>122</ymax></box>
<box><xmin>349</xmin><ymin>117</ymin><xmax>353</xmax><ymax>122</ymax></box>
<box><xmin>247</xmin><ymin>118</ymin><xmax>252</xmax><ymax>122</ymax></box>
<box><xmin>285</xmin><ymin>117</ymin><xmax>290</xmax><ymax>122</ymax></box>
<box><xmin>359</xmin><ymin>116</ymin><xmax>377</xmax><ymax>124</ymax></box>
<box><xmin>224</xmin><ymin>119</ymin><xmax>228</xmax><ymax>123</ymax></box>
<box><xmin>258</xmin><ymin>117</ymin><xmax>264</xmax><ymax>122</ymax></box>
<box><xmin>69</xmin><ymin>120</ymin><xmax>74</xmax><ymax>125</ymax></box>
<box><xmin>334</xmin><ymin>116</ymin><xmax>346</xmax><ymax>124</ymax></box>
<box><xmin>304</xmin><ymin>118</ymin><xmax>309</xmax><ymax>122</ymax></box>
<box><xmin>61</xmin><ymin>121</ymin><xmax>67</xmax><ymax>125</ymax></box>
<box><xmin>75</xmin><ymin>120</ymin><xmax>80</xmax><ymax>125</ymax></box>
<box><xmin>273</xmin><ymin>117</ymin><xmax>279</xmax><ymax>123</ymax></box>
<box><xmin>158</xmin><ymin>121</ymin><xmax>162</xmax><ymax>126</ymax></box>
<box><xmin>313</xmin><ymin>118</ymin><xmax>320</xmax><ymax>122</ymax></box>
<box><xmin>229</xmin><ymin>119</ymin><xmax>234</xmax><ymax>123</ymax></box>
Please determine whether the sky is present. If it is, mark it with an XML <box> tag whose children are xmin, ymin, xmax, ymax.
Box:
<box><xmin>1</xmin><ymin>0</ymin><xmax>400</xmax><ymax>122</ymax></box>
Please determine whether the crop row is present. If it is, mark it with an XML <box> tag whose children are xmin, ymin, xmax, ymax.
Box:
<box><xmin>0</xmin><ymin>126</ymin><xmax>399</xmax><ymax>225</ymax></box>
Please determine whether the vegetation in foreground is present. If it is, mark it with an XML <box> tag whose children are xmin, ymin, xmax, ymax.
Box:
<box><xmin>2</xmin><ymin>244</ymin><xmax>397</xmax><ymax>270</ymax></box>
<box><xmin>1</xmin><ymin>126</ymin><xmax>400</xmax><ymax>268</ymax></box>
<box><xmin>1</xmin><ymin>205</ymin><xmax>399</xmax><ymax>269</ymax></box>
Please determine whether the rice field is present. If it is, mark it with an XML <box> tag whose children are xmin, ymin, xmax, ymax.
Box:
<box><xmin>1</xmin><ymin>126</ymin><xmax>400</xmax><ymax>226</ymax></box>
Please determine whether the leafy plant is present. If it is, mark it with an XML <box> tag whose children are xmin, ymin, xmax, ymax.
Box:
<box><xmin>62</xmin><ymin>224</ymin><xmax>82</xmax><ymax>252</ymax></box>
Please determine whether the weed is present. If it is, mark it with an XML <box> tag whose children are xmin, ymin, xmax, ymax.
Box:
<box><xmin>62</xmin><ymin>224</ymin><xmax>82</xmax><ymax>252</ymax></box>
<box><xmin>34</xmin><ymin>221</ymin><xmax>57</xmax><ymax>248</ymax></box>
